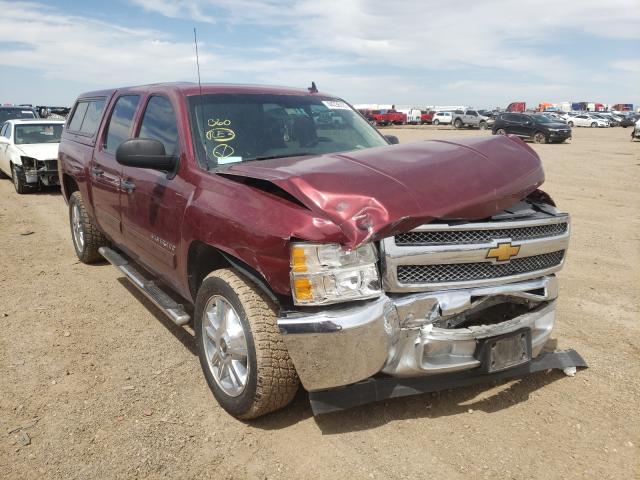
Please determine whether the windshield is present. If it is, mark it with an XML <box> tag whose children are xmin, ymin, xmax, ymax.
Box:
<box><xmin>0</xmin><ymin>108</ymin><xmax>36</xmax><ymax>123</ymax></box>
<box><xmin>187</xmin><ymin>94</ymin><xmax>388</xmax><ymax>169</ymax></box>
<box><xmin>14</xmin><ymin>124</ymin><xmax>63</xmax><ymax>144</ymax></box>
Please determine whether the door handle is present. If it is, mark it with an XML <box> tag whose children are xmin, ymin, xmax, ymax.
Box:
<box><xmin>121</xmin><ymin>179</ymin><xmax>136</xmax><ymax>194</ymax></box>
<box><xmin>91</xmin><ymin>167</ymin><xmax>104</xmax><ymax>176</ymax></box>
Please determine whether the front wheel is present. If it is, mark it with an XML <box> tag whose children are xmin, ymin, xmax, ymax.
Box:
<box><xmin>195</xmin><ymin>269</ymin><xmax>299</xmax><ymax>419</ymax></box>
<box><xmin>479</xmin><ymin>121</ymin><xmax>487</xmax><ymax>130</ymax></box>
<box><xmin>433</xmin><ymin>119</ymin><xmax>440</xmax><ymax>125</ymax></box>
<box><xmin>11</xmin><ymin>164</ymin><xmax>34</xmax><ymax>194</ymax></box>
<box><xmin>69</xmin><ymin>191</ymin><xmax>108</xmax><ymax>263</ymax></box>
<box><xmin>496</xmin><ymin>128</ymin><xmax>507</xmax><ymax>135</ymax></box>
<box><xmin>533</xmin><ymin>131</ymin><xmax>547</xmax><ymax>144</ymax></box>
<box><xmin>567</xmin><ymin>121</ymin><xmax>574</xmax><ymax>127</ymax></box>
<box><xmin>591</xmin><ymin>122</ymin><xmax>597</xmax><ymax>128</ymax></box>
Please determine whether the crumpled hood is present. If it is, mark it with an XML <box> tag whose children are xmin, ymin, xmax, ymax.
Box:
<box><xmin>16</xmin><ymin>143</ymin><xmax>59</xmax><ymax>161</ymax></box>
<box><xmin>219</xmin><ymin>135</ymin><xmax>544</xmax><ymax>248</ymax></box>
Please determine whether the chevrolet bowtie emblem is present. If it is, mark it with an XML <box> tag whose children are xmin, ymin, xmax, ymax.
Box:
<box><xmin>487</xmin><ymin>242</ymin><xmax>520</xmax><ymax>262</ymax></box>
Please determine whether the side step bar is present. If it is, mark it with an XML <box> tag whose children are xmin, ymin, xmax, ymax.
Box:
<box><xmin>99</xmin><ymin>247</ymin><xmax>191</xmax><ymax>326</ymax></box>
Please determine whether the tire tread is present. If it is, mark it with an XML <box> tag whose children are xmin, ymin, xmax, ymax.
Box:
<box><xmin>204</xmin><ymin>269</ymin><xmax>299</xmax><ymax>419</ymax></box>
<box><xmin>69</xmin><ymin>191</ymin><xmax>108</xmax><ymax>263</ymax></box>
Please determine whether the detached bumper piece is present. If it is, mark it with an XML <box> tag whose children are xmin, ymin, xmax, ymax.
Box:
<box><xmin>309</xmin><ymin>349</ymin><xmax>587</xmax><ymax>415</ymax></box>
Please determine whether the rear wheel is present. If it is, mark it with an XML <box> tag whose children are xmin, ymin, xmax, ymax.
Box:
<box><xmin>69</xmin><ymin>191</ymin><xmax>108</xmax><ymax>263</ymax></box>
<box><xmin>11</xmin><ymin>164</ymin><xmax>34</xmax><ymax>194</ymax></box>
<box><xmin>567</xmin><ymin>121</ymin><xmax>574</xmax><ymax>127</ymax></box>
<box><xmin>454</xmin><ymin>118</ymin><xmax>463</xmax><ymax>129</ymax></box>
<box><xmin>533</xmin><ymin>131</ymin><xmax>547</xmax><ymax>144</ymax></box>
<box><xmin>496</xmin><ymin>128</ymin><xmax>507</xmax><ymax>135</ymax></box>
<box><xmin>195</xmin><ymin>269</ymin><xmax>299</xmax><ymax>419</ymax></box>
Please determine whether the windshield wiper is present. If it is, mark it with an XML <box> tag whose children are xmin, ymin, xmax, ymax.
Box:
<box><xmin>249</xmin><ymin>152</ymin><xmax>315</xmax><ymax>161</ymax></box>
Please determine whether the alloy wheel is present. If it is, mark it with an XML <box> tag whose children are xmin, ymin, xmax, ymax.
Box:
<box><xmin>202</xmin><ymin>296</ymin><xmax>249</xmax><ymax>397</ymax></box>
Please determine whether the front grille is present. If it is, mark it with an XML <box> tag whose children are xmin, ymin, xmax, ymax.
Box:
<box><xmin>395</xmin><ymin>222</ymin><xmax>567</xmax><ymax>246</ymax></box>
<box><xmin>397</xmin><ymin>251</ymin><xmax>565</xmax><ymax>284</ymax></box>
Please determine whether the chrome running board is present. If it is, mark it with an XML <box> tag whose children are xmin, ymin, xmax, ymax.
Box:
<box><xmin>99</xmin><ymin>247</ymin><xmax>191</xmax><ymax>326</ymax></box>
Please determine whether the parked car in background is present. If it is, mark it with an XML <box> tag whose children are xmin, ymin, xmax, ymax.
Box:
<box><xmin>0</xmin><ymin>119</ymin><xmax>64</xmax><ymax>193</ymax></box>
<box><xmin>452</xmin><ymin>109</ymin><xmax>489</xmax><ymax>129</ymax></box>
<box><xmin>566</xmin><ymin>114</ymin><xmax>608</xmax><ymax>128</ymax></box>
<box><xmin>420</xmin><ymin>110</ymin><xmax>434</xmax><ymax>124</ymax></box>
<box><xmin>0</xmin><ymin>105</ymin><xmax>38</xmax><ymax>123</ymax></box>
<box><xmin>371</xmin><ymin>109</ymin><xmax>406</xmax><ymax>126</ymax></box>
<box><xmin>633</xmin><ymin>118</ymin><xmax>640</xmax><ymax>140</ymax></box>
<box><xmin>619</xmin><ymin>114</ymin><xmax>639</xmax><ymax>128</ymax></box>
<box><xmin>432</xmin><ymin>111</ymin><xmax>453</xmax><ymax>125</ymax></box>
<box><xmin>492</xmin><ymin>113</ymin><xmax>571</xmax><ymax>143</ymax></box>
<box><xmin>540</xmin><ymin>112</ymin><xmax>567</xmax><ymax>123</ymax></box>
<box><xmin>399</xmin><ymin>109</ymin><xmax>422</xmax><ymax>125</ymax></box>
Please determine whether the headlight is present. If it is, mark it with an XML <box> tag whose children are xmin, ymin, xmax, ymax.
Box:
<box><xmin>290</xmin><ymin>242</ymin><xmax>382</xmax><ymax>305</ymax></box>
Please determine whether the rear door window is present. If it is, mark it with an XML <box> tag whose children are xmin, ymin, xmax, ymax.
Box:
<box><xmin>104</xmin><ymin>95</ymin><xmax>140</xmax><ymax>152</ymax></box>
<box><xmin>68</xmin><ymin>102</ymin><xmax>89</xmax><ymax>132</ymax></box>
<box><xmin>79</xmin><ymin>99</ymin><xmax>106</xmax><ymax>135</ymax></box>
<box><xmin>137</xmin><ymin>96</ymin><xmax>179</xmax><ymax>156</ymax></box>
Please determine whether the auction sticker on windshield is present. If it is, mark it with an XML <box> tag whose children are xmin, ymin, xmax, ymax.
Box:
<box><xmin>322</xmin><ymin>100</ymin><xmax>350</xmax><ymax>110</ymax></box>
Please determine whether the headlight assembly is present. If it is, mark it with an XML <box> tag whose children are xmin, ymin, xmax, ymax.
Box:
<box><xmin>290</xmin><ymin>242</ymin><xmax>382</xmax><ymax>305</ymax></box>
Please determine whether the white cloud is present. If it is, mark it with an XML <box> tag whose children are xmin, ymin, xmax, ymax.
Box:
<box><xmin>0</xmin><ymin>0</ymin><xmax>638</xmax><ymax>106</ymax></box>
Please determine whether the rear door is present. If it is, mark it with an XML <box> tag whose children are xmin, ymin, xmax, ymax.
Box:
<box><xmin>508</xmin><ymin>114</ymin><xmax>529</xmax><ymax>136</ymax></box>
<box><xmin>120</xmin><ymin>95</ymin><xmax>187</xmax><ymax>282</ymax></box>
<box><xmin>91</xmin><ymin>95</ymin><xmax>140</xmax><ymax>244</ymax></box>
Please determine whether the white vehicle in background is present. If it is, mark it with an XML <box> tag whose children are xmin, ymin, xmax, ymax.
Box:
<box><xmin>0</xmin><ymin>119</ymin><xmax>65</xmax><ymax>193</ymax></box>
<box><xmin>432</xmin><ymin>111</ymin><xmax>453</xmax><ymax>125</ymax></box>
<box><xmin>398</xmin><ymin>109</ymin><xmax>422</xmax><ymax>125</ymax></box>
<box><xmin>565</xmin><ymin>114</ymin><xmax>608</xmax><ymax>128</ymax></box>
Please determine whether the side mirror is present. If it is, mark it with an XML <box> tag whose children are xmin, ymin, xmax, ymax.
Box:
<box><xmin>385</xmin><ymin>135</ymin><xmax>399</xmax><ymax>145</ymax></box>
<box><xmin>0</xmin><ymin>136</ymin><xmax>9</xmax><ymax>144</ymax></box>
<box><xmin>116</xmin><ymin>138</ymin><xmax>176</xmax><ymax>171</ymax></box>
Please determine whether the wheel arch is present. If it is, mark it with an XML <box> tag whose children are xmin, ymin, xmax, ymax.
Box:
<box><xmin>187</xmin><ymin>240</ymin><xmax>281</xmax><ymax>307</ymax></box>
<box><xmin>62</xmin><ymin>173</ymin><xmax>79</xmax><ymax>202</ymax></box>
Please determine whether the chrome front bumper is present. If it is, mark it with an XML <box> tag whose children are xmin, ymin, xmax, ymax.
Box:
<box><xmin>278</xmin><ymin>276</ymin><xmax>558</xmax><ymax>391</ymax></box>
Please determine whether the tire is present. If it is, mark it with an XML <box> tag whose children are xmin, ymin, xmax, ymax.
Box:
<box><xmin>496</xmin><ymin>128</ymin><xmax>507</xmax><ymax>135</ymax></box>
<box><xmin>195</xmin><ymin>269</ymin><xmax>299</xmax><ymax>419</ymax></box>
<box><xmin>479</xmin><ymin>121</ymin><xmax>487</xmax><ymax>130</ymax></box>
<box><xmin>454</xmin><ymin>118</ymin><xmax>463</xmax><ymax>129</ymax></box>
<box><xmin>533</xmin><ymin>131</ymin><xmax>547</xmax><ymax>144</ymax></box>
<box><xmin>68</xmin><ymin>191</ymin><xmax>108</xmax><ymax>263</ymax></box>
<box><xmin>433</xmin><ymin>119</ymin><xmax>440</xmax><ymax>125</ymax></box>
<box><xmin>590</xmin><ymin>122</ymin><xmax>597</xmax><ymax>128</ymax></box>
<box><xmin>11</xmin><ymin>164</ymin><xmax>34</xmax><ymax>194</ymax></box>
<box><xmin>567</xmin><ymin>121</ymin><xmax>574</xmax><ymax>127</ymax></box>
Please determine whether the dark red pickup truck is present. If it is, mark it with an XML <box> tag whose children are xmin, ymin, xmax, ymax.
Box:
<box><xmin>58</xmin><ymin>83</ymin><xmax>584</xmax><ymax>418</ymax></box>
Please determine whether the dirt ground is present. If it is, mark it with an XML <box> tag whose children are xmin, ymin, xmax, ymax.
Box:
<box><xmin>1</xmin><ymin>126</ymin><xmax>638</xmax><ymax>480</ymax></box>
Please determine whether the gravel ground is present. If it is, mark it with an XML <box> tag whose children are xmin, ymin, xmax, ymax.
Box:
<box><xmin>1</xmin><ymin>126</ymin><xmax>638</xmax><ymax>479</ymax></box>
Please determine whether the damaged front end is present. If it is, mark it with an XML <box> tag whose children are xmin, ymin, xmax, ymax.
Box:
<box><xmin>278</xmin><ymin>198</ymin><xmax>586</xmax><ymax>413</ymax></box>
<box><xmin>20</xmin><ymin>156</ymin><xmax>60</xmax><ymax>187</ymax></box>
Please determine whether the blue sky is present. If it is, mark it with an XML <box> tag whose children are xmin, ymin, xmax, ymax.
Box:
<box><xmin>0</xmin><ymin>0</ymin><xmax>638</xmax><ymax>109</ymax></box>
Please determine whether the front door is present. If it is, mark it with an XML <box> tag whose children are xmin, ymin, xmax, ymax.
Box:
<box><xmin>91</xmin><ymin>95</ymin><xmax>140</xmax><ymax>244</ymax></box>
<box><xmin>120</xmin><ymin>95</ymin><xmax>187</xmax><ymax>285</ymax></box>
<box><xmin>0</xmin><ymin>122</ymin><xmax>11</xmax><ymax>175</ymax></box>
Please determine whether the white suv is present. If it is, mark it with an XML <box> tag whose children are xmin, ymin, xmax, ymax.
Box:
<box><xmin>432</xmin><ymin>111</ymin><xmax>453</xmax><ymax>125</ymax></box>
